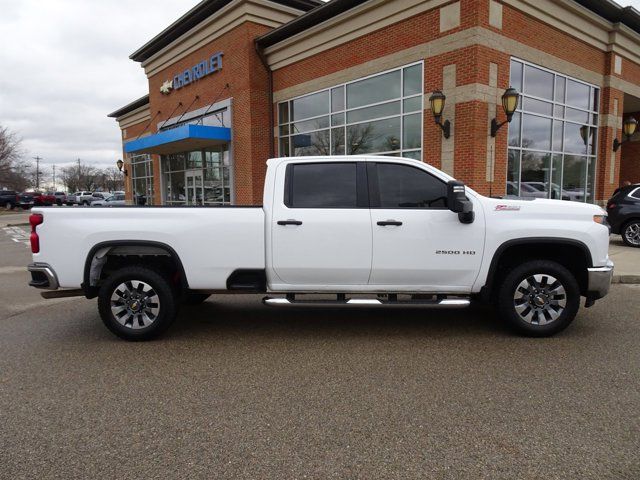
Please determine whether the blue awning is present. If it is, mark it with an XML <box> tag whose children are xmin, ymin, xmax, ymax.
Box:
<box><xmin>124</xmin><ymin>124</ymin><xmax>231</xmax><ymax>155</ymax></box>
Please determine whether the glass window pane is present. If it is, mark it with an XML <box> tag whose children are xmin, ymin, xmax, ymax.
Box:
<box><xmin>524</xmin><ymin>65</ymin><xmax>554</xmax><ymax>100</ymax></box>
<box><xmin>331</xmin><ymin>86</ymin><xmax>345</xmax><ymax>112</ymax></box>
<box><xmin>291</xmin><ymin>90</ymin><xmax>330</xmax><ymax>121</ymax></box>
<box><xmin>292</xmin><ymin>130</ymin><xmax>330</xmax><ymax>156</ymax></box>
<box><xmin>588</xmin><ymin>127</ymin><xmax>597</xmax><ymax>156</ymax></box>
<box><xmin>347</xmin><ymin>101</ymin><xmax>400</xmax><ymax>124</ymax></box>
<box><xmin>520</xmin><ymin>151</ymin><xmax>551</xmax><ymax>198</ymax></box>
<box><xmin>521</xmin><ymin>114</ymin><xmax>552</xmax><ymax>150</ymax></box>
<box><xmin>290</xmin><ymin>163</ymin><xmax>357</xmax><ymax>208</ymax></box>
<box><xmin>403</xmin><ymin>113</ymin><xmax>422</xmax><ymax>150</ymax></box>
<box><xmin>279</xmin><ymin>137</ymin><xmax>290</xmax><ymax>157</ymax></box>
<box><xmin>278</xmin><ymin>102</ymin><xmax>289</xmax><ymax>125</ymax></box>
<box><xmin>566</xmin><ymin>79</ymin><xmax>590</xmax><ymax>110</ymax></box>
<box><xmin>552</xmin><ymin>120</ymin><xmax>563</xmax><ymax>151</ymax></box>
<box><xmin>565</xmin><ymin>108</ymin><xmax>589</xmax><ymax>124</ymax></box>
<box><xmin>331</xmin><ymin>127</ymin><xmax>345</xmax><ymax>155</ymax></box>
<box><xmin>346</xmin><ymin>117</ymin><xmax>401</xmax><ymax>154</ymax></box>
<box><xmin>523</xmin><ymin>97</ymin><xmax>553</xmax><ymax>116</ymax></box>
<box><xmin>292</xmin><ymin>116</ymin><xmax>330</xmax><ymax>133</ymax></box>
<box><xmin>331</xmin><ymin>113</ymin><xmax>344</xmax><ymax>126</ymax></box>
<box><xmin>562</xmin><ymin>155</ymin><xmax>587</xmax><ymax>202</ymax></box>
<box><xmin>403</xmin><ymin>96</ymin><xmax>422</xmax><ymax>112</ymax></box>
<box><xmin>550</xmin><ymin>154</ymin><xmax>562</xmax><ymax>200</ymax></box>
<box><xmin>187</xmin><ymin>151</ymin><xmax>202</xmax><ymax>169</ymax></box>
<box><xmin>376</xmin><ymin>163</ymin><xmax>447</xmax><ymax>208</ymax></box>
<box><xmin>347</xmin><ymin>70</ymin><xmax>401</xmax><ymax>109</ymax></box>
<box><xmin>563</xmin><ymin>122</ymin><xmax>588</xmax><ymax>154</ymax></box>
<box><xmin>402</xmin><ymin>150</ymin><xmax>421</xmax><ymax>160</ymax></box>
<box><xmin>403</xmin><ymin>64</ymin><xmax>422</xmax><ymax>97</ymax></box>
<box><xmin>554</xmin><ymin>105</ymin><xmax>564</xmax><ymax>118</ymax></box>
<box><xmin>510</xmin><ymin>60</ymin><xmax>523</xmax><ymax>91</ymax></box>
<box><xmin>279</xmin><ymin>125</ymin><xmax>289</xmax><ymax>136</ymax></box>
<box><xmin>508</xmin><ymin>112</ymin><xmax>521</xmax><ymax>147</ymax></box>
<box><xmin>507</xmin><ymin>149</ymin><xmax>520</xmax><ymax>196</ymax></box>
<box><xmin>555</xmin><ymin>76</ymin><xmax>566</xmax><ymax>103</ymax></box>
<box><xmin>591</xmin><ymin>88</ymin><xmax>599</xmax><ymax>112</ymax></box>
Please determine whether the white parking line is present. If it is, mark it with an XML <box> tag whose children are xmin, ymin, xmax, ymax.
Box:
<box><xmin>2</xmin><ymin>226</ymin><xmax>30</xmax><ymax>247</ymax></box>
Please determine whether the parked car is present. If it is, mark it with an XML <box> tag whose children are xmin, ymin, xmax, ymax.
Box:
<box><xmin>31</xmin><ymin>192</ymin><xmax>56</xmax><ymax>206</ymax></box>
<box><xmin>89</xmin><ymin>192</ymin><xmax>112</xmax><ymax>206</ymax></box>
<box><xmin>17</xmin><ymin>192</ymin><xmax>35</xmax><ymax>209</ymax></box>
<box><xmin>27</xmin><ymin>155</ymin><xmax>613</xmax><ymax>341</ymax></box>
<box><xmin>0</xmin><ymin>190</ymin><xmax>18</xmax><ymax>210</ymax></box>
<box><xmin>92</xmin><ymin>193</ymin><xmax>125</xmax><ymax>207</ymax></box>
<box><xmin>75</xmin><ymin>191</ymin><xmax>94</xmax><ymax>206</ymax></box>
<box><xmin>607</xmin><ymin>183</ymin><xmax>640</xmax><ymax>247</ymax></box>
<box><xmin>53</xmin><ymin>192</ymin><xmax>67</xmax><ymax>206</ymax></box>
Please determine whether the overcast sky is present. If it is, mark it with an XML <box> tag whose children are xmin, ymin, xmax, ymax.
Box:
<box><xmin>1</xmin><ymin>0</ymin><xmax>640</xmax><ymax>178</ymax></box>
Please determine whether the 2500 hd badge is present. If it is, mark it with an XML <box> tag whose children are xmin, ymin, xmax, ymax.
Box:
<box><xmin>436</xmin><ymin>250</ymin><xmax>477</xmax><ymax>255</ymax></box>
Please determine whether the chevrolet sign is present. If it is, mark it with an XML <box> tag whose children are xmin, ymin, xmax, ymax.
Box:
<box><xmin>160</xmin><ymin>51</ymin><xmax>224</xmax><ymax>95</ymax></box>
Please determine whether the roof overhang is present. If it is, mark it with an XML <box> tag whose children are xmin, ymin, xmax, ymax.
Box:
<box><xmin>124</xmin><ymin>124</ymin><xmax>231</xmax><ymax>155</ymax></box>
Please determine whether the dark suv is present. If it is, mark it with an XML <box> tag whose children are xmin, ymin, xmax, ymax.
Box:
<box><xmin>0</xmin><ymin>190</ymin><xmax>18</xmax><ymax>210</ymax></box>
<box><xmin>607</xmin><ymin>184</ymin><xmax>640</xmax><ymax>247</ymax></box>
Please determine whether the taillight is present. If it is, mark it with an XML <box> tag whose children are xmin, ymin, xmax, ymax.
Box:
<box><xmin>29</xmin><ymin>213</ymin><xmax>43</xmax><ymax>253</ymax></box>
<box><xmin>607</xmin><ymin>202</ymin><xmax>616</xmax><ymax>210</ymax></box>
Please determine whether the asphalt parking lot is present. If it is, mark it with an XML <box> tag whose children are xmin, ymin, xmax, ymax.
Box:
<box><xmin>1</xmin><ymin>226</ymin><xmax>639</xmax><ymax>479</ymax></box>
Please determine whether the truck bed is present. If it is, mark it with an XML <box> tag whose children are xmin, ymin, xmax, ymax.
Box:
<box><xmin>32</xmin><ymin>206</ymin><xmax>266</xmax><ymax>289</ymax></box>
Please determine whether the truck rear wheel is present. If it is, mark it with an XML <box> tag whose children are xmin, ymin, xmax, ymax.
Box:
<box><xmin>497</xmin><ymin>260</ymin><xmax>580</xmax><ymax>337</ymax></box>
<box><xmin>98</xmin><ymin>266</ymin><xmax>177</xmax><ymax>341</ymax></box>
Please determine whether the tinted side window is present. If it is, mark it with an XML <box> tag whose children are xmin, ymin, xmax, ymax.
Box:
<box><xmin>375</xmin><ymin>163</ymin><xmax>447</xmax><ymax>208</ymax></box>
<box><xmin>630</xmin><ymin>188</ymin><xmax>640</xmax><ymax>200</ymax></box>
<box><xmin>288</xmin><ymin>163</ymin><xmax>358</xmax><ymax>208</ymax></box>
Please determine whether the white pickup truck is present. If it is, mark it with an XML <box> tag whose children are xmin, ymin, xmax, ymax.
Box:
<box><xmin>27</xmin><ymin>156</ymin><xmax>613</xmax><ymax>340</ymax></box>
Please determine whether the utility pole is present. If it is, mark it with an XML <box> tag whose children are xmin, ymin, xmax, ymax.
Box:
<box><xmin>52</xmin><ymin>164</ymin><xmax>56</xmax><ymax>191</ymax></box>
<box><xmin>33</xmin><ymin>156</ymin><xmax>43</xmax><ymax>190</ymax></box>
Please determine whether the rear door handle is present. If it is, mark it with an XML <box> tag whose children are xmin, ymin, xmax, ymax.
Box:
<box><xmin>377</xmin><ymin>220</ymin><xmax>403</xmax><ymax>226</ymax></box>
<box><xmin>277</xmin><ymin>219</ymin><xmax>303</xmax><ymax>226</ymax></box>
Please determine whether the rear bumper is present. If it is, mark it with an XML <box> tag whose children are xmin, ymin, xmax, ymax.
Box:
<box><xmin>27</xmin><ymin>263</ymin><xmax>59</xmax><ymax>290</ymax></box>
<box><xmin>586</xmin><ymin>260</ymin><xmax>614</xmax><ymax>300</ymax></box>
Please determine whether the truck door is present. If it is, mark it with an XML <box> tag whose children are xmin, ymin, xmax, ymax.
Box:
<box><xmin>367</xmin><ymin>161</ymin><xmax>484</xmax><ymax>291</ymax></box>
<box><xmin>270</xmin><ymin>161</ymin><xmax>372</xmax><ymax>287</ymax></box>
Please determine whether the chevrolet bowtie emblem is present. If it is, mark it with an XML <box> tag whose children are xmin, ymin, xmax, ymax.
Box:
<box><xmin>160</xmin><ymin>79</ymin><xmax>173</xmax><ymax>95</ymax></box>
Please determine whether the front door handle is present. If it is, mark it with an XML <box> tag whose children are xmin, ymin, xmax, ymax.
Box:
<box><xmin>377</xmin><ymin>220</ymin><xmax>403</xmax><ymax>226</ymax></box>
<box><xmin>277</xmin><ymin>219</ymin><xmax>303</xmax><ymax>226</ymax></box>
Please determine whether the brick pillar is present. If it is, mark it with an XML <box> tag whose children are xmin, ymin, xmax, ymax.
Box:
<box><xmin>598</xmin><ymin>86</ymin><xmax>624</xmax><ymax>203</ymax></box>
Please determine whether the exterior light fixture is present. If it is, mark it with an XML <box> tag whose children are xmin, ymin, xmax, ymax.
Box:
<box><xmin>613</xmin><ymin>116</ymin><xmax>638</xmax><ymax>151</ymax></box>
<box><xmin>491</xmin><ymin>87</ymin><xmax>520</xmax><ymax>137</ymax></box>
<box><xmin>116</xmin><ymin>159</ymin><xmax>128</xmax><ymax>176</ymax></box>
<box><xmin>429</xmin><ymin>90</ymin><xmax>451</xmax><ymax>139</ymax></box>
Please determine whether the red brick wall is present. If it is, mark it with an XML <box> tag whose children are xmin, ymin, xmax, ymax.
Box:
<box><xmin>147</xmin><ymin>21</ymin><xmax>272</xmax><ymax>204</ymax></box>
<box><xmin>620</xmin><ymin>111</ymin><xmax>640</xmax><ymax>185</ymax></box>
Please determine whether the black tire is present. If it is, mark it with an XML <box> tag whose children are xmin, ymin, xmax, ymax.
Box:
<box><xmin>182</xmin><ymin>293</ymin><xmax>211</xmax><ymax>305</ymax></box>
<box><xmin>621</xmin><ymin>219</ymin><xmax>640</xmax><ymax>248</ymax></box>
<box><xmin>497</xmin><ymin>260</ymin><xmax>580</xmax><ymax>337</ymax></box>
<box><xmin>82</xmin><ymin>201</ymin><xmax>89</xmax><ymax>206</ymax></box>
<box><xmin>98</xmin><ymin>266</ymin><xmax>178</xmax><ymax>341</ymax></box>
<box><xmin>4</xmin><ymin>201</ymin><xmax>13</xmax><ymax>210</ymax></box>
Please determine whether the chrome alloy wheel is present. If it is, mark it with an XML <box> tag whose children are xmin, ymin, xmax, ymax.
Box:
<box><xmin>513</xmin><ymin>274</ymin><xmax>567</xmax><ymax>325</ymax></box>
<box><xmin>624</xmin><ymin>223</ymin><xmax>640</xmax><ymax>246</ymax></box>
<box><xmin>110</xmin><ymin>280</ymin><xmax>160</xmax><ymax>329</ymax></box>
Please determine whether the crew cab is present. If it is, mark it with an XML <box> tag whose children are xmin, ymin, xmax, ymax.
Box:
<box><xmin>26</xmin><ymin>156</ymin><xmax>613</xmax><ymax>341</ymax></box>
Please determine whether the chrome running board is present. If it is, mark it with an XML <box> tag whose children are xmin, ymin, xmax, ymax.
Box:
<box><xmin>263</xmin><ymin>295</ymin><xmax>470</xmax><ymax>308</ymax></box>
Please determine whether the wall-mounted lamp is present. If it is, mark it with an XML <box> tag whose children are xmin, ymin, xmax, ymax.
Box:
<box><xmin>613</xmin><ymin>117</ymin><xmax>638</xmax><ymax>151</ymax></box>
<box><xmin>116</xmin><ymin>159</ymin><xmax>128</xmax><ymax>176</ymax></box>
<box><xmin>490</xmin><ymin>87</ymin><xmax>520</xmax><ymax>137</ymax></box>
<box><xmin>429</xmin><ymin>90</ymin><xmax>451</xmax><ymax>139</ymax></box>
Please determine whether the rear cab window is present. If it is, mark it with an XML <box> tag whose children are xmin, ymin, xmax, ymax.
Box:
<box><xmin>284</xmin><ymin>162</ymin><xmax>367</xmax><ymax>208</ymax></box>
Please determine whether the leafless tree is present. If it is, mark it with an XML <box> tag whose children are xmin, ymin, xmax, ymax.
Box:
<box><xmin>0</xmin><ymin>125</ymin><xmax>31</xmax><ymax>191</ymax></box>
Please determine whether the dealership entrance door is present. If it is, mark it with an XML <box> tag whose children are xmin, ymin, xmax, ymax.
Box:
<box><xmin>185</xmin><ymin>170</ymin><xmax>204</xmax><ymax>205</ymax></box>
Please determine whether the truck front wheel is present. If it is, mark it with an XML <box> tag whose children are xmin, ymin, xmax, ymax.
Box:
<box><xmin>98</xmin><ymin>266</ymin><xmax>177</xmax><ymax>341</ymax></box>
<box><xmin>497</xmin><ymin>260</ymin><xmax>580</xmax><ymax>337</ymax></box>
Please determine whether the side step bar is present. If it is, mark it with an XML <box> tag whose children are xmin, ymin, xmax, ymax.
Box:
<box><xmin>263</xmin><ymin>295</ymin><xmax>470</xmax><ymax>308</ymax></box>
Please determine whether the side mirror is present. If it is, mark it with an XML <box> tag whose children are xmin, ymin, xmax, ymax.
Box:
<box><xmin>447</xmin><ymin>180</ymin><xmax>474</xmax><ymax>224</ymax></box>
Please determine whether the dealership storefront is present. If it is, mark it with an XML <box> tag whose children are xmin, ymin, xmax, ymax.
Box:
<box><xmin>109</xmin><ymin>0</ymin><xmax>640</xmax><ymax>206</ymax></box>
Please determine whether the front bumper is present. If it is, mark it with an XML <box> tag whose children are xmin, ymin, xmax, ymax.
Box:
<box><xmin>27</xmin><ymin>263</ymin><xmax>59</xmax><ymax>290</ymax></box>
<box><xmin>586</xmin><ymin>260</ymin><xmax>614</xmax><ymax>300</ymax></box>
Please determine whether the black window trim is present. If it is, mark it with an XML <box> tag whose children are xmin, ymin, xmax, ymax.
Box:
<box><xmin>367</xmin><ymin>161</ymin><xmax>449</xmax><ymax>210</ymax></box>
<box><xmin>284</xmin><ymin>161</ymin><xmax>369</xmax><ymax>209</ymax></box>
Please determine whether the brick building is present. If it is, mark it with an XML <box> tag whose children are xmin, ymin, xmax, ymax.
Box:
<box><xmin>109</xmin><ymin>0</ymin><xmax>640</xmax><ymax>206</ymax></box>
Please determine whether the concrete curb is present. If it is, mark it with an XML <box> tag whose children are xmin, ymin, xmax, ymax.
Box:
<box><xmin>4</xmin><ymin>223</ymin><xmax>29</xmax><ymax>227</ymax></box>
<box><xmin>612</xmin><ymin>275</ymin><xmax>640</xmax><ymax>284</ymax></box>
